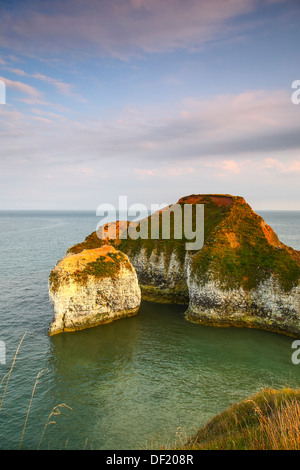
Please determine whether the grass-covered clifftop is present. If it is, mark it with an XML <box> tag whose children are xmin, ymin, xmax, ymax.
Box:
<box><xmin>51</xmin><ymin>194</ymin><xmax>300</xmax><ymax>336</ymax></box>
<box><xmin>190</xmin><ymin>196</ymin><xmax>300</xmax><ymax>292</ymax></box>
<box><xmin>67</xmin><ymin>194</ymin><xmax>300</xmax><ymax>293</ymax></box>
<box><xmin>49</xmin><ymin>245</ymin><xmax>132</xmax><ymax>293</ymax></box>
<box><xmin>168</xmin><ymin>388</ymin><xmax>300</xmax><ymax>450</ymax></box>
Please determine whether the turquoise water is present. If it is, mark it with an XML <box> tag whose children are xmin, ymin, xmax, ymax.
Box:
<box><xmin>0</xmin><ymin>210</ymin><xmax>299</xmax><ymax>449</ymax></box>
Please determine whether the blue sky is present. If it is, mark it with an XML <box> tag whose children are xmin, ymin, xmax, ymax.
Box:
<box><xmin>0</xmin><ymin>0</ymin><xmax>300</xmax><ymax>209</ymax></box>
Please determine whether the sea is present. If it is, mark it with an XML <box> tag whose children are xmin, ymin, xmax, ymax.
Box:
<box><xmin>0</xmin><ymin>210</ymin><xmax>299</xmax><ymax>449</ymax></box>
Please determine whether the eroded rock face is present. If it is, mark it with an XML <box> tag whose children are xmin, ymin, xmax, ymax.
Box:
<box><xmin>116</xmin><ymin>246</ymin><xmax>191</xmax><ymax>303</ymax></box>
<box><xmin>53</xmin><ymin>194</ymin><xmax>300</xmax><ymax>337</ymax></box>
<box><xmin>49</xmin><ymin>245</ymin><xmax>141</xmax><ymax>335</ymax></box>
<box><xmin>186</xmin><ymin>272</ymin><xmax>300</xmax><ymax>336</ymax></box>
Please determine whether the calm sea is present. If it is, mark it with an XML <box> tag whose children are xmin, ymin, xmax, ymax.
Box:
<box><xmin>0</xmin><ymin>210</ymin><xmax>299</xmax><ymax>449</ymax></box>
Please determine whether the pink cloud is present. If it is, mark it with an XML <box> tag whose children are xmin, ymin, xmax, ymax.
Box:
<box><xmin>134</xmin><ymin>168</ymin><xmax>155</xmax><ymax>177</ymax></box>
<box><xmin>0</xmin><ymin>76</ymin><xmax>41</xmax><ymax>98</ymax></box>
<box><xmin>222</xmin><ymin>160</ymin><xmax>241</xmax><ymax>174</ymax></box>
<box><xmin>207</xmin><ymin>157</ymin><xmax>300</xmax><ymax>177</ymax></box>
<box><xmin>263</xmin><ymin>158</ymin><xmax>300</xmax><ymax>173</ymax></box>
<box><xmin>31</xmin><ymin>73</ymin><xmax>72</xmax><ymax>95</ymax></box>
<box><xmin>134</xmin><ymin>166</ymin><xmax>195</xmax><ymax>178</ymax></box>
<box><xmin>2</xmin><ymin>66</ymin><xmax>73</xmax><ymax>95</ymax></box>
<box><xmin>31</xmin><ymin>116</ymin><xmax>53</xmax><ymax>124</ymax></box>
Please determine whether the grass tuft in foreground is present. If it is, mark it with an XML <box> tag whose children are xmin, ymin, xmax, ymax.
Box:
<box><xmin>0</xmin><ymin>334</ymin><xmax>71</xmax><ymax>449</ymax></box>
<box><xmin>162</xmin><ymin>388</ymin><xmax>300</xmax><ymax>450</ymax></box>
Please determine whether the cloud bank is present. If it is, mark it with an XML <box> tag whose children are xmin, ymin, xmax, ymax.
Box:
<box><xmin>0</xmin><ymin>0</ymin><xmax>278</xmax><ymax>57</ymax></box>
<box><xmin>1</xmin><ymin>89</ymin><xmax>298</xmax><ymax>161</ymax></box>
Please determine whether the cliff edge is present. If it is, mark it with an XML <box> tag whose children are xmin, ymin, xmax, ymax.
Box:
<box><xmin>51</xmin><ymin>194</ymin><xmax>300</xmax><ymax>337</ymax></box>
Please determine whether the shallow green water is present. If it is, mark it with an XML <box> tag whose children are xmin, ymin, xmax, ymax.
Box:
<box><xmin>46</xmin><ymin>301</ymin><xmax>300</xmax><ymax>450</ymax></box>
<box><xmin>0</xmin><ymin>210</ymin><xmax>299</xmax><ymax>449</ymax></box>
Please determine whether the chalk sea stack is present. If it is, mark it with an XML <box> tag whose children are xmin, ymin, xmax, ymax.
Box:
<box><xmin>49</xmin><ymin>194</ymin><xmax>300</xmax><ymax>337</ymax></box>
<box><xmin>48</xmin><ymin>245</ymin><xmax>141</xmax><ymax>335</ymax></box>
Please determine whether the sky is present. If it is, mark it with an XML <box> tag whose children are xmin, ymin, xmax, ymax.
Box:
<box><xmin>0</xmin><ymin>0</ymin><xmax>300</xmax><ymax>210</ymax></box>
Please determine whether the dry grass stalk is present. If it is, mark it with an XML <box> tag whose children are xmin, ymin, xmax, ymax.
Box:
<box><xmin>0</xmin><ymin>332</ymin><xmax>26</xmax><ymax>411</ymax></box>
<box><xmin>19</xmin><ymin>368</ymin><xmax>47</xmax><ymax>449</ymax></box>
<box><xmin>37</xmin><ymin>403</ymin><xmax>72</xmax><ymax>450</ymax></box>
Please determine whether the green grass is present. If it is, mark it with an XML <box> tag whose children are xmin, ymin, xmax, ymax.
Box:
<box><xmin>80</xmin><ymin>251</ymin><xmax>130</xmax><ymax>278</ymax></box>
<box><xmin>160</xmin><ymin>388</ymin><xmax>300</xmax><ymax>450</ymax></box>
<box><xmin>49</xmin><ymin>251</ymin><xmax>132</xmax><ymax>293</ymax></box>
<box><xmin>67</xmin><ymin>195</ymin><xmax>300</xmax><ymax>293</ymax></box>
<box><xmin>191</xmin><ymin>201</ymin><xmax>300</xmax><ymax>291</ymax></box>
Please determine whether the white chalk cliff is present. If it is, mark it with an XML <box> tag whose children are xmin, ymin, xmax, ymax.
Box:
<box><xmin>50</xmin><ymin>194</ymin><xmax>300</xmax><ymax>337</ymax></box>
<box><xmin>49</xmin><ymin>245</ymin><xmax>141</xmax><ymax>335</ymax></box>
